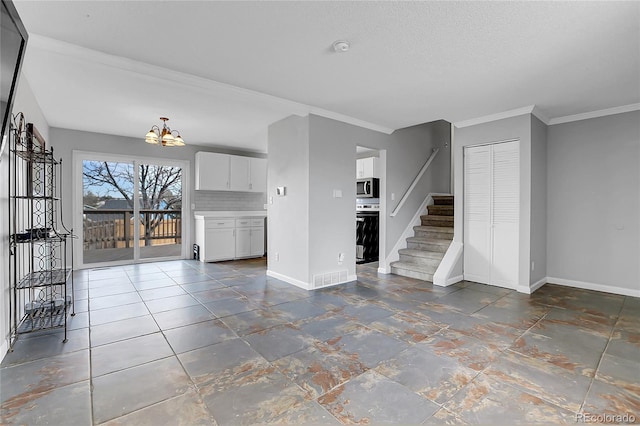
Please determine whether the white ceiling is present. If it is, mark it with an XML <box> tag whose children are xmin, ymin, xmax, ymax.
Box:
<box><xmin>14</xmin><ymin>1</ymin><xmax>640</xmax><ymax>153</ymax></box>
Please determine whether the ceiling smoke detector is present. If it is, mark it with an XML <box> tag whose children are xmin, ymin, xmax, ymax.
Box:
<box><xmin>332</xmin><ymin>40</ymin><xmax>350</xmax><ymax>53</ymax></box>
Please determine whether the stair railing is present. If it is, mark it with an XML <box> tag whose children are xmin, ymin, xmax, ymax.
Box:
<box><xmin>390</xmin><ymin>148</ymin><xmax>439</xmax><ymax>217</ymax></box>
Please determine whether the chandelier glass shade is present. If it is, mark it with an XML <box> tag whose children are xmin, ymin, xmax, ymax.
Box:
<box><xmin>145</xmin><ymin>117</ymin><xmax>185</xmax><ymax>147</ymax></box>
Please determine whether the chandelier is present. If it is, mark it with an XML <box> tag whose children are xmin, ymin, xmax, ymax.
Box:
<box><xmin>145</xmin><ymin>117</ymin><xmax>185</xmax><ymax>147</ymax></box>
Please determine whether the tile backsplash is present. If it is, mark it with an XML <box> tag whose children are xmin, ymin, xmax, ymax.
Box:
<box><xmin>195</xmin><ymin>190</ymin><xmax>266</xmax><ymax>211</ymax></box>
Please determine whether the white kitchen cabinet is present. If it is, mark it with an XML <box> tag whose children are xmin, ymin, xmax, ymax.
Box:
<box><xmin>195</xmin><ymin>152</ymin><xmax>230</xmax><ymax>190</ymax></box>
<box><xmin>230</xmin><ymin>156</ymin><xmax>251</xmax><ymax>191</ymax></box>
<box><xmin>356</xmin><ymin>157</ymin><xmax>379</xmax><ymax>179</ymax></box>
<box><xmin>235</xmin><ymin>218</ymin><xmax>264</xmax><ymax>258</ymax></box>
<box><xmin>196</xmin><ymin>152</ymin><xmax>267</xmax><ymax>192</ymax></box>
<box><xmin>249</xmin><ymin>220</ymin><xmax>265</xmax><ymax>256</ymax></box>
<box><xmin>196</xmin><ymin>219</ymin><xmax>236</xmax><ymax>262</ymax></box>
<box><xmin>195</xmin><ymin>215</ymin><xmax>266</xmax><ymax>262</ymax></box>
<box><xmin>249</xmin><ymin>157</ymin><xmax>267</xmax><ymax>192</ymax></box>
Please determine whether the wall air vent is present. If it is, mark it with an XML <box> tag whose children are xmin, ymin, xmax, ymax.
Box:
<box><xmin>311</xmin><ymin>270</ymin><xmax>348</xmax><ymax>289</ymax></box>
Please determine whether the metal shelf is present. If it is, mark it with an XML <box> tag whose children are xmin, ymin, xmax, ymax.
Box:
<box><xmin>12</xmin><ymin>149</ymin><xmax>59</xmax><ymax>164</ymax></box>
<box><xmin>17</xmin><ymin>307</ymin><xmax>68</xmax><ymax>334</ymax></box>
<box><xmin>16</xmin><ymin>269</ymin><xmax>71</xmax><ymax>289</ymax></box>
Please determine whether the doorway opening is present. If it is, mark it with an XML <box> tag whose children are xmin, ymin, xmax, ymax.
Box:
<box><xmin>355</xmin><ymin>146</ymin><xmax>386</xmax><ymax>269</ymax></box>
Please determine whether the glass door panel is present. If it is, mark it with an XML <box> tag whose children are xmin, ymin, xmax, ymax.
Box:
<box><xmin>138</xmin><ymin>163</ymin><xmax>183</xmax><ymax>260</ymax></box>
<box><xmin>82</xmin><ymin>160</ymin><xmax>135</xmax><ymax>264</ymax></box>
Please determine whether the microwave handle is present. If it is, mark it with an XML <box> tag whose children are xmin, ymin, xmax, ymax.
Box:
<box><xmin>365</xmin><ymin>181</ymin><xmax>370</xmax><ymax>194</ymax></box>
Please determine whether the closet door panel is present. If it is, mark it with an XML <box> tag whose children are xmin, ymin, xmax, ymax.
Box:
<box><xmin>463</xmin><ymin>145</ymin><xmax>491</xmax><ymax>284</ymax></box>
<box><xmin>491</xmin><ymin>141</ymin><xmax>520</xmax><ymax>288</ymax></box>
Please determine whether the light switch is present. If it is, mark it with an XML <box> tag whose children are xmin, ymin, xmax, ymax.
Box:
<box><xmin>333</xmin><ymin>189</ymin><xmax>342</xmax><ymax>198</ymax></box>
<box><xmin>269</xmin><ymin>196</ymin><xmax>274</xmax><ymax>204</ymax></box>
<box><xmin>276</xmin><ymin>186</ymin><xmax>286</xmax><ymax>196</ymax></box>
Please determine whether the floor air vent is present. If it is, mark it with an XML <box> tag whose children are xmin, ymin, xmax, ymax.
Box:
<box><xmin>312</xmin><ymin>270</ymin><xmax>348</xmax><ymax>289</ymax></box>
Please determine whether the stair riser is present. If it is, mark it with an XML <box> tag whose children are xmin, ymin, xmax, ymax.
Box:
<box><xmin>414</xmin><ymin>230</ymin><xmax>454</xmax><ymax>240</ymax></box>
<box><xmin>432</xmin><ymin>197</ymin><xmax>454</xmax><ymax>206</ymax></box>
<box><xmin>427</xmin><ymin>206</ymin><xmax>454</xmax><ymax>216</ymax></box>
<box><xmin>421</xmin><ymin>218</ymin><xmax>454</xmax><ymax>227</ymax></box>
<box><xmin>398</xmin><ymin>254</ymin><xmax>440</xmax><ymax>269</ymax></box>
<box><xmin>407</xmin><ymin>241</ymin><xmax>449</xmax><ymax>252</ymax></box>
<box><xmin>391</xmin><ymin>267</ymin><xmax>434</xmax><ymax>282</ymax></box>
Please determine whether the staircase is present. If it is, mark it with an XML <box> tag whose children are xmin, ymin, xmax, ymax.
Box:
<box><xmin>390</xmin><ymin>195</ymin><xmax>454</xmax><ymax>282</ymax></box>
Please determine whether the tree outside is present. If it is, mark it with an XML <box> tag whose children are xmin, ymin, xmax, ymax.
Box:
<box><xmin>82</xmin><ymin>161</ymin><xmax>182</xmax><ymax>247</ymax></box>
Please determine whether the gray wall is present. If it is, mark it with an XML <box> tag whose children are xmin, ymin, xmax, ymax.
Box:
<box><xmin>1</xmin><ymin>75</ymin><xmax>50</xmax><ymax>357</ymax></box>
<box><xmin>530</xmin><ymin>115</ymin><xmax>548</xmax><ymax>285</ymax></box>
<box><xmin>267</xmin><ymin>115</ymin><xmax>310</xmax><ymax>284</ymax></box>
<box><xmin>267</xmin><ymin>114</ymin><xmax>450</xmax><ymax>286</ymax></box>
<box><xmin>454</xmin><ymin>114</ymin><xmax>533</xmax><ymax>292</ymax></box>
<box><xmin>547</xmin><ymin>111</ymin><xmax>640</xmax><ymax>294</ymax></box>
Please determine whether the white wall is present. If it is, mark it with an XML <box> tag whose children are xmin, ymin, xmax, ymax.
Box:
<box><xmin>547</xmin><ymin>110</ymin><xmax>640</xmax><ymax>296</ymax></box>
<box><xmin>454</xmin><ymin>114</ymin><xmax>533</xmax><ymax>293</ymax></box>
<box><xmin>1</xmin><ymin>75</ymin><xmax>49</xmax><ymax>359</ymax></box>
<box><xmin>266</xmin><ymin>115</ymin><xmax>310</xmax><ymax>285</ymax></box>
<box><xmin>530</xmin><ymin>115</ymin><xmax>548</xmax><ymax>288</ymax></box>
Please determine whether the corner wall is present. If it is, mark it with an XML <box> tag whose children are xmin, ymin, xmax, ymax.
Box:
<box><xmin>547</xmin><ymin>110</ymin><xmax>640</xmax><ymax>296</ymax></box>
<box><xmin>267</xmin><ymin>114</ymin><xmax>451</xmax><ymax>288</ymax></box>
<box><xmin>266</xmin><ymin>115</ymin><xmax>310</xmax><ymax>286</ymax></box>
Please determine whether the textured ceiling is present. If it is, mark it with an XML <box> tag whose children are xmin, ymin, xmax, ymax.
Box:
<box><xmin>14</xmin><ymin>1</ymin><xmax>640</xmax><ymax>152</ymax></box>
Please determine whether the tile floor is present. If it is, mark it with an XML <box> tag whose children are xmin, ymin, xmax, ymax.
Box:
<box><xmin>1</xmin><ymin>258</ymin><xmax>639</xmax><ymax>425</ymax></box>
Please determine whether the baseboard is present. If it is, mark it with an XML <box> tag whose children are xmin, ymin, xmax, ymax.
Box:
<box><xmin>529</xmin><ymin>277</ymin><xmax>547</xmax><ymax>294</ymax></box>
<box><xmin>377</xmin><ymin>266</ymin><xmax>390</xmax><ymax>274</ymax></box>
<box><xmin>547</xmin><ymin>276</ymin><xmax>640</xmax><ymax>298</ymax></box>
<box><xmin>266</xmin><ymin>270</ymin><xmax>310</xmax><ymax>291</ymax></box>
<box><xmin>445</xmin><ymin>275</ymin><xmax>463</xmax><ymax>286</ymax></box>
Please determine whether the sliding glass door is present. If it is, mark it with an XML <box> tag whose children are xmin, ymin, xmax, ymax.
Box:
<box><xmin>138</xmin><ymin>162</ymin><xmax>183</xmax><ymax>260</ymax></box>
<box><xmin>77</xmin><ymin>153</ymin><xmax>185</xmax><ymax>267</ymax></box>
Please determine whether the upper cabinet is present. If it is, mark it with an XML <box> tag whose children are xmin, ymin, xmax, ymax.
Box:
<box><xmin>356</xmin><ymin>157</ymin><xmax>379</xmax><ymax>179</ymax></box>
<box><xmin>195</xmin><ymin>152</ymin><xmax>230</xmax><ymax>190</ymax></box>
<box><xmin>195</xmin><ymin>152</ymin><xmax>267</xmax><ymax>192</ymax></box>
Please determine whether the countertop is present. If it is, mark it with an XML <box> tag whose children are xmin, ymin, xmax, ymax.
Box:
<box><xmin>194</xmin><ymin>210</ymin><xmax>267</xmax><ymax>219</ymax></box>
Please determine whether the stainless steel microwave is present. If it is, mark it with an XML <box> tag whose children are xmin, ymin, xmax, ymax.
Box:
<box><xmin>356</xmin><ymin>178</ymin><xmax>379</xmax><ymax>198</ymax></box>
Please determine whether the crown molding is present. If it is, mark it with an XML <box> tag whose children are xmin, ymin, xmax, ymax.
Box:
<box><xmin>548</xmin><ymin>103</ymin><xmax>640</xmax><ymax>125</ymax></box>
<box><xmin>454</xmin><ymin>105</ymin><xmax>537</xmax><ymax>128</ymax></box>
<box><xmin>28</xmin><ymin>35</ymin><xmax>394</xmax><ymax>135</ymax></box>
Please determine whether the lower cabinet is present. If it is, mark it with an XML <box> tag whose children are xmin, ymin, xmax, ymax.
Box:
<box><xmin>235</xmin><ymin>218</ymin><xmax>265</xmax><ymax>259</ymax></box>
<box><xmin>196</xmin><ymin>217</ymin><xmax>264</xmax><ymax>262</ymax></box>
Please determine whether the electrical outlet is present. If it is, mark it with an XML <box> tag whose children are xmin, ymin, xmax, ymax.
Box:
<box><xmin>531</xmin><ymin>261</ymin><xmax>535</xmax><ymax>271</ymax></box>
<box><xmin>338</xmin><ymin>253</ymin><xmax>345</xmax><ymax>263</ymax></box>
<box><xmin>391</xmin><ymin>193</ymin><xmax>395</xmax><ymax>201</ymax></box>
<box><xmin>275</xmin><ymin>252</ymin><xmax>279</xmax><ymax>261</ymax></box>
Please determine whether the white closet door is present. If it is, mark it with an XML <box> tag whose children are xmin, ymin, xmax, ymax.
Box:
<box><xmin>463</xmin><ymin>145</ymin><xmax>491</xmax><ymax>284</ymax></box>
<box><xmin>491</xmin><ymin>141</ymin><xmax>520</xmax><ymax>288</ymax></box>
<box><xmin>463</xmin><ymin>140</ymin><xmax>520</xmax><ymax>289</ymax></box>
